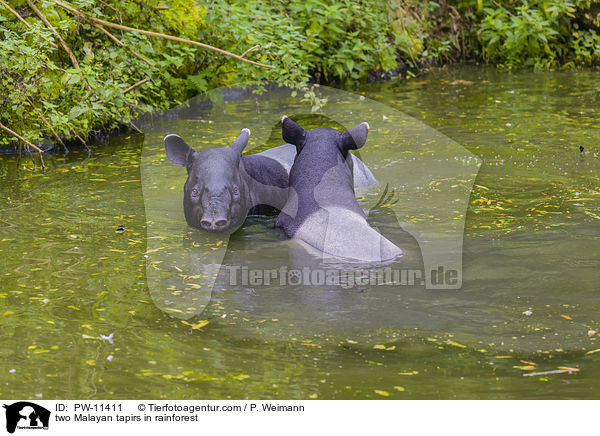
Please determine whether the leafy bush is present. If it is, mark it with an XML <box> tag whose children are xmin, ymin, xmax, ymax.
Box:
<box><xmin>0</xmin><ymin>0</ymin><xmax>414</xmax><ymax>149</ymax></box>
<box><xmin>2</xmin><ymin>0</ymin><xmax>600</xmax><ymax>151</ymax></box>
<box><xmin>468</xmin><ymin>0</ymin><xmax>600</xmax><ymax>68</ymax></box>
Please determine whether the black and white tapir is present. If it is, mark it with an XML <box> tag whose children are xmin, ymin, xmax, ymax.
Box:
<box><xmin>276</xmin><ymin>116</ymin><xmax>403</xmax><ymax>262</ymax></box>
<box><xmin>164</xmin><ymin>128</ymin><xmax>376</xmax><ymax>234</ymax></box>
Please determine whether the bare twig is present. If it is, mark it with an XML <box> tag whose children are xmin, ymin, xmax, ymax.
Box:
<box><xmin>0</xmin><ymin>0</ymin><xmax>58</xmax><ymax>48</ymax></box>
<box><xmin>0</xmin><ymin>121</ymin><xmax>45</xmax><ymax>170</ymax></box>
<box><xmin>523</xmin><ymin>368</ymin><xmax>579</xmax><ymax>377</ymax></box>
<box><xmin>28</xmin><ymin>0</ymin><xmax>93</xmax><ymax>91</ymax></box>
<box><xmin>240</xmin><ymin>44</ymin><xmax>260</xmax><ymax>58</ymax></box>
<box><xmin>97</xmin><ymin>0</ymin><xmax>119</xmax><ymax>17</ymax></box>
<box><xmin>122</xmin><ymin>78</ymin><xmax>150</xmax><ymax>94</ymax></box>
<box><xmin>492</xmin><ymin>0</ymin><xmax>514</xmax><ymax>16</ymax></box>
<box><xmin>26</xmin><ymin>1</ymin><xmax>81</xmax><ymax>69</ymax></box>
<box><xmin>52</xmin><ymin>0</ymin><xmax>275</xmax><ymax>69</ymax></box>
<box><xmin>0</xmin><ymin>122</ymin><xmax>43</xmax><ymax>153</ymax></box>
<box><xmin>69</xmin><ymin>127</ymin><xmax>86</xmax><ymax>145</ymax></box>
<box><xmin>94</xmin><ymin>23</ymin><xmax>155</xmax><ymax>66</ymax></box>
<box><xmin>69</xmin><ymin>126</ymin><xmax>91</xmax><ymax>152</ymax></box>
<box><xmin>26</xmin><ymin>96</ymin><xmax>67</xmax><ymax>152</ymax></box>
<box><xmin>128</xmin><ymin>122</ymin><xmax>142</xmax><ymax>134</ymax></box>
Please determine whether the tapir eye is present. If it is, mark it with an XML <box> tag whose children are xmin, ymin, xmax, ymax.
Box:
<box><xmin>191</xmin><ymin>188</ymin><xmax>200</xmax><ymax>197</ymax></box>
<box><xmin>231</xmin><ymin>185</ymin><xmax>241</xmax><ymax>200</ymax></box>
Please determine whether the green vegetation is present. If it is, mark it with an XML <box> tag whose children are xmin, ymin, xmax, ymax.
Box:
<box><xmin>1</xmin><ymin>0</ymin><xmax>600</xmax><ymax>151</ymax></box>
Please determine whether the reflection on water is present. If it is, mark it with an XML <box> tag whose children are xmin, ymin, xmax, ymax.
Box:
<box><xmin>1</xmin><ymin>66</ymin><xmax>599</xmax><ymax>399</ymax></box>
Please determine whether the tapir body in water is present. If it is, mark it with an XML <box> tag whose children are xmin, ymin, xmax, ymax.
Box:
<box><xmin>276</xmin><ymin>116</ymin><xmax>403</xmax><ymax>262</ymax></box>
<box><xmin>164</xmin><ymin>128</ymin><xmax>377</xmax><ymax>235</ymax></box>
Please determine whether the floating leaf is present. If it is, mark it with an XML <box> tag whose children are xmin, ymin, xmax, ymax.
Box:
<box><xmin>181</xmin><ymin>320</ymin><xmax>209</xmax><ymax>330</ymax></box>
<box><xmin>445</xmin><ymin>340</ymin><xmax>467</xmax><ymax>348</ymax></box>
<box><xmin>232</xmin><ymin>374</ymin><xmax>250</xmax><ymax>381</ymax></box>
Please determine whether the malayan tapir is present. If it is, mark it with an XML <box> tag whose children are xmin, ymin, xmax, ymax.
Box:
<box><xmin>275</xmin><ymin>116</ymin><xmax>403</xmax><ymax>262</ymax></box>
<box><xmin>164</xmin><ymin>127</ymin><xmax>376</xmax><ymax>234</ymax></box>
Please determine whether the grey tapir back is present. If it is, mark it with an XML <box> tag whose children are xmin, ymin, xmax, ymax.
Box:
<box><xmin>276</xmin><ymin>117</ymin><xmax>403</xmax><ymax>262</ymax></box>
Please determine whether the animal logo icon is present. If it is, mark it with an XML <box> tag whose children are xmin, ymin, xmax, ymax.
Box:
<box><xmin>2</xmin><ymin>402</ymin><xmax>50</xmax><ymax>434</ymax></box>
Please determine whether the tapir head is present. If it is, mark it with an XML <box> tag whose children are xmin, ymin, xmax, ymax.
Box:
<box><xmin>281</xmin><ymin>115</ymin><xmax>369</xmax><ymax>157</ymax></box>
<box><xmin>164</xmin><ymin>129</ymin><xmax>251</xmax><ymax>233</ymax></box>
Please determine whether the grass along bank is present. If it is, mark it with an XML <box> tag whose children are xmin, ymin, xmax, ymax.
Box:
<box><xmin>2</xmin><ymin>0</ymin><xmax>600</xmax><ymax>160</ymax></box>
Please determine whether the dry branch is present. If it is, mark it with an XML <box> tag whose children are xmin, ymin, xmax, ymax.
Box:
<box><xmin>94</xmin><ymin>23</ymin><xmax>155</xmax><ymax>66</ymax></box>
<box><xmin>26</xmin><ymin>1</ymin><xmax>81</xmax><ymax>69</ymax></box>
<box><xmin>26</xmin><ymin>96</ymin><xmax>67</xmax><ymax>151</ymax></box>
<box><xmin>52</xmin><ymin>0</ymin><xmax>275</xmax><ymax>69</ymax></box>
<box><xmin>0</xmin><ymin>121</ymin><xmax>46</xmax><ymax>170</ymax></box>
<box><xmin>69</xmin><ymin>127</ymin><xmax>86</xmax><ymax>145</ymax></box>
<box><xmin>122</xmin><ymin>78</ymin><xmax>150</xmax><ymax>94</ymax></box>
<box><xmin>240</xmin><ymin>44</ymin><xmax>260</xmax><ymax>58</ymax></box>
<box><xmin>0</xmin><ymin>0</ymin><xmax>58</xmax><ymax>48</ymax></box>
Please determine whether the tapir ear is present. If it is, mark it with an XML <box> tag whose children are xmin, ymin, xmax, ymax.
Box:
<box><xmin>229</xmin><ymin>128</ymin><xmax>251</xmax><ymax>155</ymax></box>
<box><xmin>281</xmin><ymin>116</ymin><xmax>306</xmax><ymax>150</ymax></box>
<box><xmin>164</xmin><ymin>134</ymin><xmax>195</xmax><ymax>166</ymax></box>
<box><xmin>340</xmin><ymin>122</ymin><xmax>369</xmax><ymax>151</ymax></box>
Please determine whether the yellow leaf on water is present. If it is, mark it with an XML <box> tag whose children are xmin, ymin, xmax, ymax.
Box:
<box><xmin>445</xmin><ymin>340</ymin><xmax>467</xmax><ymax>348</ymax></box>
<box><xmin>560</xmin><ymin>315</ymin><xmax>573</xmax><ymax>320</ymax></box>
<box><xmin>145</xmin><ymin>247</ymin><xmax>164</xmax><ymax>254</ymax></box>
<box><xmin>232</xmin><ymin>374</ymin><xmax>250</xmax><ymax>381</ymax></box>
<box><xmin>585</xmin><ymin>349</ymin><xmax>600</xmax><ymax>355</ymax></box>
<box><xmin>374</xmin><ymin>390</ymin><xmax>391</xmax><ymax>397</ymax></box>
<box><xmin>393</xmin><ymin>386</ymin><xmax>405</xmax><ymax>391</ymax></box>
<box><xmin>181</xmin><ymin>320</ymin><xmax>209</xmax><ymax>330</ymax></box>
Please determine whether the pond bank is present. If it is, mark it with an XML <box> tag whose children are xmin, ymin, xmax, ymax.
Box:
<box><xmin>2</xmin><ymin>0</ymin><xmax>600</xmax><ymax>153</ymax></box>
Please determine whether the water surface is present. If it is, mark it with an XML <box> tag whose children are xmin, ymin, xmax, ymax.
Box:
<box><xmin>1</xmin><ymin>66</ymin><xmax>599</xmax><ymax>399</ymax></box>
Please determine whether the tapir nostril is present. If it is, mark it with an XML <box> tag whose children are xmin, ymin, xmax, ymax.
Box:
<box><xmin>200</xmin><ymin>220</ymin><xmax>212</xmax><ymax>228</ymax></box>
<box><xmin>215</xmin><ymin>219</ymin><xmax>228</xmax><ymax>227</ymax></box>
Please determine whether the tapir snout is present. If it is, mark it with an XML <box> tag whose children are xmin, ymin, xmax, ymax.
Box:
<box><xmin>199</xmin><ymin>195</ymin><xmax>233</xmax><ymax>230</ymax></box>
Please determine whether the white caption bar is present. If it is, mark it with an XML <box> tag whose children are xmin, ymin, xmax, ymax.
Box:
<box><xmin>0</xmin><ymin>400</ymin><xmax>597</xmax><ymax>436</ymax></box>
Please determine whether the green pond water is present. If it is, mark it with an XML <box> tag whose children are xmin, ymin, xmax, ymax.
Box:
<box><xmin>1</xmin><ymin>65</ymin><xmax>599</xmax><ymax>399</ymax></box>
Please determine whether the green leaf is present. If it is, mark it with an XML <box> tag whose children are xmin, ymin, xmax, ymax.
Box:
<box><xmin>69</xmin><ymin>106</ymin><xmax>88</xmax><ymax>119</ymax></box>
<box><xmin>67</xmin><ymin>74</ymin><xmax>81</xmax><ymax>85</ymax></box>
